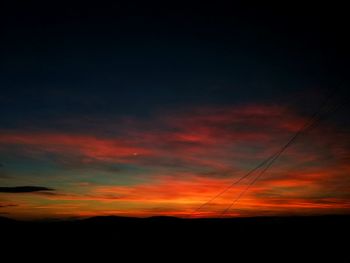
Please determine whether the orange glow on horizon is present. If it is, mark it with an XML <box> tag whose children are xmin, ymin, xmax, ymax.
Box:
<box><xmin>1</xmin><ymin>104</ymin><xmax>349</xmax><ymax>219</ymax></box>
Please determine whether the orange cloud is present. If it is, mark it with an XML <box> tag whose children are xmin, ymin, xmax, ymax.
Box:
<box><xmin>1</xmin><ymin>103</ymin><xmax>350</xmax><ymax>219</ymax></box>
<box><xmin>0</xmin><ymin>132</ymin><xmax>153</xmax><ymax>162</ymax></box>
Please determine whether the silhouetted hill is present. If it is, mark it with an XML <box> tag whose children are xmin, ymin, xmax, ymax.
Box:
<box><xmin>0</xmin><ymin>216</ymin><xmax>16</xmax><ymax>223</ymax></box>
<box><xmin>147</xmin><ymin>215</ymin><xmax>183</xmax><ymax>221</ymax></box>
<box><xmin>1</xmin><ymin>215</ymin><xmax>349</xmax><ymax>261</ymax></box>
<box><xmin>80</xmin><ymin>215</ymin><xmax>141</xmax><ymax>223</ymax></box>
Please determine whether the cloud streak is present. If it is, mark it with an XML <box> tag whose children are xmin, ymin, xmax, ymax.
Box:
<box><xmin>0</xmin><ymin>103</ymin><xmax>349</xmax><ymax>218</ymax></box>
<box><xmin>0</xmin><ymin>186</ymin><xmax>54</xmax><ymax>193</ymax></box>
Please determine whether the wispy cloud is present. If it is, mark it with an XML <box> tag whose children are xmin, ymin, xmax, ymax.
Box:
<box><xmin>0</xmin><ymin>103</ymin><xmax>349</xmax><ymax>218</ymax></box>
<box><xmin>0</xmin><ymin>186</ymin><xmax>54</xmax><ymax>193</ymax></box>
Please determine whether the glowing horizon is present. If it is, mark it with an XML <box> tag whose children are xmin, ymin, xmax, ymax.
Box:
<box><xmin>1</xmin><ymin>103</ymin><xmax>349</xmax><ymax>220</ymax></box>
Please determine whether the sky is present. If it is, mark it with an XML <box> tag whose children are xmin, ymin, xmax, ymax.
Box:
<box><xmin>0</xmin><ymin>2</ymin><xmax>350</xmax><ymax>219</ymax></box>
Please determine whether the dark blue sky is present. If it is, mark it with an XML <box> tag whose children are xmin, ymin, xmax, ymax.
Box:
<box><xmin>1</xmin><ymin>2</ymin><xmax>348</xmax><ymax>130</ymax></box>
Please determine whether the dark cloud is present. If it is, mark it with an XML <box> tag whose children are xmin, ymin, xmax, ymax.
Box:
<box><xmin>0</xmin><ymin>204</ymin><xmax>17</xmax><ymax>208</ymax></box>
<box><xmin>0</xmin><ymin>186</ymin><xmax>54</xmax><ymax>193</ymax></box>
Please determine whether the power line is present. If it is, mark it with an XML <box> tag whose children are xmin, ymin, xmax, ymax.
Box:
<box><xmin>191</xmin><ymin>81</ymin><xmax>344</xmax><ymax>217</ymax></box>
<box><xmin>220</xmin><ymin>83</ymin><xmax>346</xmax><ymax>217</ymax></box>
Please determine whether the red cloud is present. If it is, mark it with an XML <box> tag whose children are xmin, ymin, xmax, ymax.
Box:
<box><xmin>19</xmin><ymin>170</ymin><xmax>350</xmax><ymax>218</ymax></box>
<box><xmin>0</xmin><ymin>132</ymin><xmax>153</xmax><ymax>162</ymax></box>
<box><xmin>1</xmin><ymin>103</ymin><xmax>350</xmax><ymax>219</ymax></box>
<box><xmin>0</xmin><ymin>104</ymin><xmax>308</xmax><ymax>161</ymax></box>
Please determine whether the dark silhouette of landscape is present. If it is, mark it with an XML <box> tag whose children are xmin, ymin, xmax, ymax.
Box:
<box><xmin>1</xmin><ymin>215</ymin><xmax>349</xmax><ymax>261</ymax></box>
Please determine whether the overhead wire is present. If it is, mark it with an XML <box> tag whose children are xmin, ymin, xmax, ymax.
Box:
<box><xmin>191</xmin><ymin>81</ymin><xmax>345</xmax><ymax>217</ymax></box>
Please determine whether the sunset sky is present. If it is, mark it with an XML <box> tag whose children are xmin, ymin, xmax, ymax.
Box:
<box><xmin>0</xmin><ymin>2</ymin><xmax>349</xmax><ymax>219</ymax></box>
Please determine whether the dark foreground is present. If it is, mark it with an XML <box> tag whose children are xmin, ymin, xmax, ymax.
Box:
<box><xmin>1</xmin><ymin>215</ymin><xmax>349</xmax><ymax>262</ymax></box>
